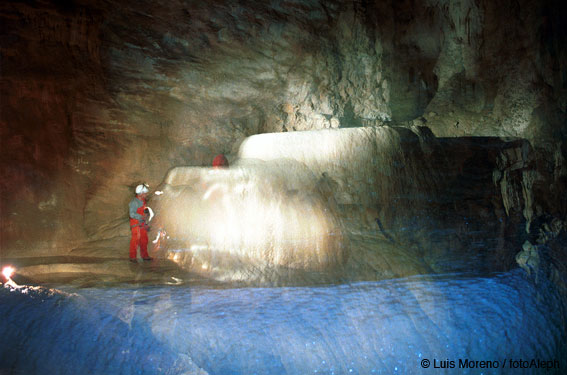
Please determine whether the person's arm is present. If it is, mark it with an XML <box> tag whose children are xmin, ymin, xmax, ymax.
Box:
<box><xmin>129</xmin><ymin>199</ymin><xmax>145</xmax><ymax>221</ymax></box>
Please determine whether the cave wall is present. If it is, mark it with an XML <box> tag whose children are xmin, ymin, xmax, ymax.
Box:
<box><xmin>1</xmin><ymin>0</ymin><xmax>565</xmax><ymax>256</ymax></box>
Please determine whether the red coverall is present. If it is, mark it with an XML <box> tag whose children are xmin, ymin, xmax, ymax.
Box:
<box><xmin>129</xmin><ymin>197</ymin><xmax>150</xmax><ymax>259</ymax></box>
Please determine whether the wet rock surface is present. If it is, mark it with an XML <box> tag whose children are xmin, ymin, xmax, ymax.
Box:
<box><xmin>0</xmin><ymin>256</ymin><xmax>201</xmax><ymax>288</ymax></box>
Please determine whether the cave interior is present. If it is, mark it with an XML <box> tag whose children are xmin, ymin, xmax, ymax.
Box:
<box><xmin>1</xmin><ymin>0</ymin><xmax>566</xmax><ymax>374</ymax></box>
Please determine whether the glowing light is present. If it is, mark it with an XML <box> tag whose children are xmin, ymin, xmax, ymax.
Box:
<box><xmin>155</xmin><ymin>161</ymin><xmax>346</xmax><ymax>277</ymax></box>
<box><xmin>2</xmin><ymin>266</ymin><xmax>15</xmax><ymax>280</ymax></box>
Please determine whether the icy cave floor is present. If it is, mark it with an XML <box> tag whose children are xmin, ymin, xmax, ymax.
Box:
<box><xmin>1</xmin><ymin>264</ymin><xmax>565</xmax><ymax>375</ymax></box>
<box><xmin>2</xmin><ymin>226</ymin><xmax>566</xmax><ymax>375</ymax></box>
<box><xmin>1</xmin><ymin>226</ymin><xmax>501</xmax><ymax>289</ymax></box>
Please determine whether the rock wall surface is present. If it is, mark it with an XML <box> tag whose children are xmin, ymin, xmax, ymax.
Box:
<box><xmin>1</xmin><ymin>0</ymin><xmax>565</xmax><ymax>262</ymax></box>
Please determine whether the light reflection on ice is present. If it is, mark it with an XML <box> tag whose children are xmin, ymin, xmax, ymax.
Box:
<box><xmin>1</xmin><ymin>269</ymin><xmax>565</xmax><ymax>374</ymax></box>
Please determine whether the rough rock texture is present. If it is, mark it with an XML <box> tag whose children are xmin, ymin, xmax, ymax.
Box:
<box><xmin>1</xmin><ymin>0</ymin><xmax>565</xmax><ymax>282</ymax></box>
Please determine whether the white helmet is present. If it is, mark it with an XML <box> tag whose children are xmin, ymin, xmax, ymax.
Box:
<box><xmin>135</xmin><ymin>183</ymin><xmax>149</xmax><ymax>195</ymax></box>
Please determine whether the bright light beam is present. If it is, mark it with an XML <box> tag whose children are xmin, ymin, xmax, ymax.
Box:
<box><xmin>2</xmin><ymin>266</ymin><xmax>15</xmax><ymax>280</ymax></box>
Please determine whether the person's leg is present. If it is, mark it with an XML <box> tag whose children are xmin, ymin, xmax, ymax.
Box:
<box><xmin>130</xmin><ymin>226</ymin><xmax>140</xmax><ymax>259</ymax></box>
<box><xmin>139</xmin><ymin>227</ymin><xmax>150</xmax><ymax>259</ymax></box>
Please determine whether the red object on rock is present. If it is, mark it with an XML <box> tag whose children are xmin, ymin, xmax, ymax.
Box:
<box><xmin>212</xmin><ymin>154</ymin><xmax>229</xmax><ymax>168</ymax></box>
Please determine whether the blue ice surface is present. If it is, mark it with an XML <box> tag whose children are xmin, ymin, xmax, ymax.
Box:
<box><xmin>1</xmin><ymin>268</ymin><xmax>565</xmax><ymax>375</ymax></box>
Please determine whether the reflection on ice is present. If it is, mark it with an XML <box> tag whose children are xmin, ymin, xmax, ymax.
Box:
<box><xmin>1</xmin><ymin>269</ymin><xmax>565</xmax><ymax>374</ymax></box>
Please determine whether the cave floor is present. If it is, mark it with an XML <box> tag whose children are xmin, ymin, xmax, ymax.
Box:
<box><xmin>1</xmin><ymin>226</ymin><xmax>506</xmax><ymax>289</ymax></box>
<box><xmin>0</xmin><ymin>256</ymin><xmax>216</xmax><ymax>288</ymax></box>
